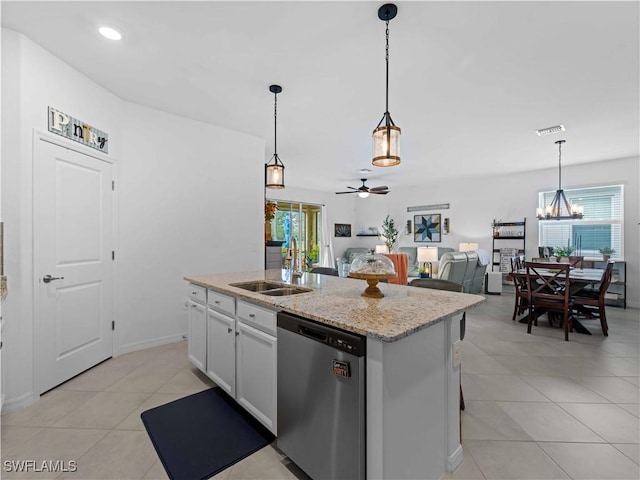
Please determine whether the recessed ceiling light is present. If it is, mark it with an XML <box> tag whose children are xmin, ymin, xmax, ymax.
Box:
<box><xmin>536</xmin><ymin>124</ymin><xmax>565</xmax><ymax>136</ymax></box>
<box><xmin>99</xmin><ymin>26</ymin><xmax>122</xmax><ymax>41</ymax></box>
<box><xmin>358</xmin><ymin>168</ymin><xmax>372</xmax><ymax>174</ymax></box>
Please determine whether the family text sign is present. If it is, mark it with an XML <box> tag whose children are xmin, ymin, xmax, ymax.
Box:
<box><xmin>48</xmin><ymin>107</ymin><xmax>109</xmax><ymax>153</ymax></box>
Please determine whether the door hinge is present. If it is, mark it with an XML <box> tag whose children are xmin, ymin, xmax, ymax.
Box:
<box><xmin>111</xmin><ymin>321</ymin><xmax>115</xmax><ymax>331</ymax></box>
<box><xmin>112</xmin><ymin>251</ymin><xmax>115</xmax><ymax>261</ymax></box>
<box><xmin>112</xmin><ymin>180</ymin><xmax>115</xmax><ymax>191</ymax></box>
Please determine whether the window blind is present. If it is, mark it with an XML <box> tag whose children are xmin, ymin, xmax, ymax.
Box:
<box><xmin>538</xmin><ymin>185</ymin><xmax>624</xmax><ymax>258</ymax></box>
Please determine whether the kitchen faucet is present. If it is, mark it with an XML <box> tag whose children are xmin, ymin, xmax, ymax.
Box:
<box><xmin>290</xmin><ymin>237</ymin><xmax>302</xmax><ymax>278</ymax></box>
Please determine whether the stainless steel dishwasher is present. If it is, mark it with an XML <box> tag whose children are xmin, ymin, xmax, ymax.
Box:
<box><xmin>277</xmin><ymin>312</ymin><xmax>365</xmax><ymax>480</ymax></box>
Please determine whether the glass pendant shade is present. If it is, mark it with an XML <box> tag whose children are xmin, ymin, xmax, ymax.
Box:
<box><xmin>372</xmin><ymin>124</ymin><xmax>401</xmax><ymax>167</ymax></box>
<box><xmin>265</xmin><ymin>154</ymin><xmax>285</xmax><ymax>189</ymax></box>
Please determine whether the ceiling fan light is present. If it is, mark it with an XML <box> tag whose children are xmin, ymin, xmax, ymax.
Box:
<box><xmin>372</xmin><ymin>125</ymin><xmax>401</xmax><ymax>167</ymax></box>
<box><xmin>358</xmin><ymin>191</ymin><xmax>370</xmax><ymax>198</ymax></box>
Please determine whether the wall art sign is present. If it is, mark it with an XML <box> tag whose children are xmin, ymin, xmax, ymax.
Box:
<box><xmin>334</xmin><ymin>223</ymin><xmax>352</xmax><ymax>237</ymax></box>
<box><xmin>48</xmin><ymin>107</ymin><xmax>109</xmax><ymax>153</ymax></box>
<box><xmin>414</xmin><ymin>214</ymin><xmax>441</xmax><ymax>243</ymax></box>
<box><xmin>407</xmin><ymin>203</ymin><xmax>449</xmax><ymax>212</ymax></box>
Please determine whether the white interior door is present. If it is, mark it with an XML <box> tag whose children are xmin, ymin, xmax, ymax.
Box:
<box><xmin>36</xmin><ymin>139</ymin><xmax>114</xmax><ymax>394</ymax></box>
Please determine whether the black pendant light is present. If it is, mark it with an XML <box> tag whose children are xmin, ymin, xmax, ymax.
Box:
<box><xmin>372</xmin><ymin>3</ymin><xmax>401</xmax><ymax>167</ymax></box>
<box><xmin>536</xmin><ymin>140</ymin><xmax>584</xmax><ymax>220</ymax></box>
<box><xmin>265</xmin><ymin>84</ymin><xmax>285</xmax><ymax>189</ymax></box>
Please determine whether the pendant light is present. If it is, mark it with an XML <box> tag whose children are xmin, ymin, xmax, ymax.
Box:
<box><xmin>372</xmin><ymin>3</ymin><xmax>401</xmax><ymax>167</ymax></box>
<box><xmin>265</xmin><ymin>84</ymin><xmax>285</xmax><ymax>189</ymax></box>
<box><xmin>536</xmin><ymin>140</ymin><xmax>584</xmax><ymax>220</ymax></box>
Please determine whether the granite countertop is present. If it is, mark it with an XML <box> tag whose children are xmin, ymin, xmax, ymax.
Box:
<box><xmin>184</xmin><ymin>270</ymin><xmax>485</xmax><ymax>342</ymax></box>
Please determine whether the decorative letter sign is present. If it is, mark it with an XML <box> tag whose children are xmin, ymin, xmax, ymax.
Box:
<box><xmin>47</xmin><ymin>107</ymin><xmax>109</xmax><ymax>153</ymax></box>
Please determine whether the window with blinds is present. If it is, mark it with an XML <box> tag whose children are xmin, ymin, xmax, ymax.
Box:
<box><xmin>538</xmin><ymin>185</ymin><xmax>624</xmax><ymax>258</ymax></box>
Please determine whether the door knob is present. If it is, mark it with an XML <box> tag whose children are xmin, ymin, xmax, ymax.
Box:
<box><xmin>43</xmin><ymin>274</ymin><xmax>64</xmax><ymax>283</ymax></box>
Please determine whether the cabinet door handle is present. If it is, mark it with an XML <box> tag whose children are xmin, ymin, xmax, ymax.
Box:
<box><xmin>249</xmin><ymin>313</ymin><xmax>256</xmax><ymax>318</ymax></box>
<box><xmin>235</xmin><ymin>332</ymin><xmax>239</xmax><ymax>336</ymax></box>
<box><xmin>191</xmin><ymin>291</ymin><xmax>198</xmax><ymax>295</ymax></box>
<box><xmin>227</xmin><ymin>327</ymin><xmax>232</xmax><ymax>333</ymax></box>
<box><xmin>214</xmin><ymin>300</ymin><xmax>221</xmax><ymax>304</ymax></box>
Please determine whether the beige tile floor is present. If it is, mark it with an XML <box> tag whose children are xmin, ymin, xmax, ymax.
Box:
<box><xmin>1</xmin><ymin>289</ymin><xmax>638</xmax><ymax>479</ymax></box>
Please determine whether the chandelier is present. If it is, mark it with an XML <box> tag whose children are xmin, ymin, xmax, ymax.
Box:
<box><xmin>536</xmin><ymin>140</ymin><xmax>583</xmax><ymax>220</ymax></box>
<box><xmin>372</xmin><ymin>3</ymin><xmax>401</xmax><ymax>167</ymax></box>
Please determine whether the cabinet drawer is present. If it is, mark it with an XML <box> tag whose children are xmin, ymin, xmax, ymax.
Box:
<box><xmin>188</xmin><ymin>284</ymin><xmax>207</xmax><ymax>304</ymax></box>
<box><xmin>237</xmin><ymin>300</ymin><xmax>277</xmax><ymax>336</ymax></box>
<box><xmin>207</xmin><ymin>290</ymin><xmax>236</xmax><ymax>316</ymax></box>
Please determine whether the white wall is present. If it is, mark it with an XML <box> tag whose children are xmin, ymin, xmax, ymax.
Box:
<box><xmin>1</xmin><ymin>30</ymin><xmax>264</xmax><ymax>409</ymax></box>
<box><xmin>354</xmin><ymin>157</ymin><xmax>639</xmax><ymax>306</ymax></box>
<box><xmin>118</xmin><ymin>103</ymin><xmax>263</xmax><ymax>352</ymax></box>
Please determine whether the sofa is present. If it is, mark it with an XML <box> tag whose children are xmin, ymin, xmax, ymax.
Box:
<box><xmin>414</xmin><ymin>250</ymin><xmax>489</xmax><ymax>294</ymax></box>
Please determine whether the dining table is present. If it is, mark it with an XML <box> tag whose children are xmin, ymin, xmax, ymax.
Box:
<box><xmin>512</xmin><ymin>267</ymin><xmax>605</xmax><ymax>334</ymax></box>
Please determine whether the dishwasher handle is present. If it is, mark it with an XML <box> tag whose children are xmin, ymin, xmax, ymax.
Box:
<box><xmin>299</xmin><ymin>325</ymin><xmax>328</xmax><ymax>343</ymax></box>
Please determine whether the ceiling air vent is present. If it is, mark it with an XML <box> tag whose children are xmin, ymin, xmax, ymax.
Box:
<box><xmin>536</xmin><ymin>125</ymin><xmax>565</xmax><ymax>136</ymax></box>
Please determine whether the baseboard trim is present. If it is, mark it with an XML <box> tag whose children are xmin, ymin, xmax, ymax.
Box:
<box><xmin>1</xmin><ymin>391</ymin><xmax>36</xmax><ymax>414</ymax></box>
<box><xmin>448</xmin><ymin>443</ymin><xmax>464</xmax><ymax>473</ymax></box>
<box><xmin>117</xmin><ymin>333</ymin><xmax>186</xmax><ymax>356</ymax></box>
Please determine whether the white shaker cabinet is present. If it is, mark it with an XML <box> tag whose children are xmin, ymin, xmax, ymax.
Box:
<box><xmin>236</xmin><ymin>320</ymin><xmax>277</xmax><ymax>433</ymax></box>
<box><xmin>187</xmin><ymin>285</ymin><xmax>207</xmax><ymax>373</ymax></box>
<box><xmin>207</xmin><ymin>308</ymin><xmax>236</xmax><ymax>397</ymax></box>
<box><xmin>236</xmin><ymin>299</ymin><xmax>278</xmax><ymax>434</ymax></box>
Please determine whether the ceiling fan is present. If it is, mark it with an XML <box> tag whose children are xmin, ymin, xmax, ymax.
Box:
<box><xmin>335</xmin><ymin>178</ymin><xmax>389</xmax><ymax>197</ymax></box>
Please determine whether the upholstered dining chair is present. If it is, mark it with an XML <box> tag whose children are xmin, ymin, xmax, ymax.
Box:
<box><xmin>572</xmin><ymin>261</ymin><xmax>614</xmax><ymax>336</ymax></box>
<box><xmin>525</xmin><ymin>262</ymin><xmax>574</xmax><ymax>341</ymax></box>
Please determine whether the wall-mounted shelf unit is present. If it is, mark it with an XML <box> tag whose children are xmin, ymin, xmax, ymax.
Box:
<box><xmin>491</xmin><ymin>219</ymin><xmax>526</xmax><ymax>273</ymax></box>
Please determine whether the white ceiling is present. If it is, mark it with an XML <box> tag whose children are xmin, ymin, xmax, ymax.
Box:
<box><xmin>3</xmin><ymin>1</ymin><xmax>639</xmax><ymax>192</ymax></box>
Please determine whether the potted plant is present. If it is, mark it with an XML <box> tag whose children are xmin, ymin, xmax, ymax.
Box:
<box><xmin>264</xmin><ymin>201</ymin><xmax>278</xmax><ymax>241</ymax></box>
<box><xmin>598</xmin><ymin>247</ymin><xmax>615</xmax><ymax>262</ymax></box>
<box><xmin>553</xmin><ymin>246</ymin><xmax>574</xmax><ymax>262</ymax></box>
<box><xmin>380</xmin><ymin>215</ymin><xmax>399</xmax><ymax>253</ymax></box>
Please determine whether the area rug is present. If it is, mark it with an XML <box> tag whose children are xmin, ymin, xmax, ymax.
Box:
<box><xmin>141</xmin><ymin>387</ymin><xmax>275</xmax><ymax>480</ymax></box>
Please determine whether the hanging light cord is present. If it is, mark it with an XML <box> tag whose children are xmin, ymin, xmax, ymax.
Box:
<box><xmin>385</xmin><ymin>19</ymin><xmax>390</xmax><ymax>118</ymax></box>
<box><xmin>557</xmin><ymin>141</ymin><xmax>562</xmax><ymax>191</ymax></box>
<box><xmin>273</xmin><ymin>92</ymin><xmax>278</xmax><ymax>156</ymax></box>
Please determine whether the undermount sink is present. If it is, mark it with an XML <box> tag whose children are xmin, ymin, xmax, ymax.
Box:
<box><xmin>230</xmin><ymin>281</ymin><xmax>312</xmax><ymax>296</ymax></box>
<box><xmin>230</xmin><ymin>281</ymin><xmax>284</xmax><ymax>292</ymax></box>
<box><xmin>260</xmin><ymin>287</ymin><xmax>312</xmax><ymax>296</ymax></box>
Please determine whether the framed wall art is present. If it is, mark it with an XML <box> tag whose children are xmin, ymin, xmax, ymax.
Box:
<box><xmin>414</xmin><ymin>214</ymin><xmax>441</xmax><ymax>242</ymax></box>
<box><xmin>334</xmin><ymin>223</ymin><xmax>352</xmax><ymax>237</ymax></box>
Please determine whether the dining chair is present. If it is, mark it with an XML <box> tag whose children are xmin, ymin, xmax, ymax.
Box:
<box><xmin>572</xmin><ymin>261</ymin><xmax>613</xmax><ymax>336</ymax></box>
<box><xmin>524</xmin><ymin>262</ymin><xmax>574</xmax><ymax>341</ymax></box>
<box><xmin>510</xmin><ymin>256</ymin><xmax>528</xmax><ymax>321</ymax></box>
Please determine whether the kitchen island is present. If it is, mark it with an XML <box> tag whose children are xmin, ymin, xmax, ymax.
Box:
<box><xmin>185</xmin><ymin>269</ymin><xmax>484</xmax><ymax>479</ymax></box>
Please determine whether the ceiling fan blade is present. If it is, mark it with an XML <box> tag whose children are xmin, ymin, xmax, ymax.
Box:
<box><xmin>370</xmin><ymin>190</ymin><xmax>389</xmax><ymax>195</ymax></box>
<box><xmin>369</xmin><ymin>186</ymin><xmax>388</xmax><ymax>191</ymax></box>
<box><xmin>347</xmin><ymin>186</ymin><xmax>359</xmax><ymax>190</ymax></box>
<box><xmin>335</xmin><ymin>191</ymin><xmax>357</xmax><ymax>194</ymax></box>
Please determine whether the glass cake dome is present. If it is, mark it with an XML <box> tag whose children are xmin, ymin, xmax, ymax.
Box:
<box><xmin>349</xmin><ymin>253</ymin><xmax>396</xmax><ymax>276</ymax></box>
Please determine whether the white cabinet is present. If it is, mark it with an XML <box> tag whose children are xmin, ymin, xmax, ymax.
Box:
<box><xmin>207</xmin><ymin>308</ymin><xmax>236</xmax><ymax>397</ymax></box>
<box><xmin>187</xmin><ymin>299</ymin><xmax>207</xmax><ymax>372</ymax></box>
<box><xmin>236</xmin><ymin>320</ymin><xmax>277</xmax><ymax>433</ymax></box>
